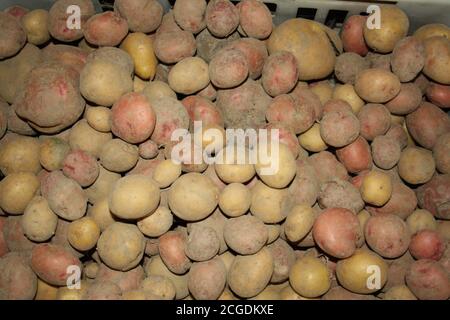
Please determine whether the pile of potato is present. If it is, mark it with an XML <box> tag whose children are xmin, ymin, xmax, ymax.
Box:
<box><xmin>0</xmin><ymin>0</ymin><xmax>449</xmax><ymax>300</ymax></box>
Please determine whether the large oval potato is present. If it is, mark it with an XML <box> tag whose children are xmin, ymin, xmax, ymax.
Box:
<box><xmin>355</xmin><ymin>69</ymin><xmax>401</xmax><ymax>103</ymax></box>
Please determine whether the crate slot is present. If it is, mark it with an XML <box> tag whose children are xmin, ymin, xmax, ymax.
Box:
<box><xmin>296</xmin><ymin>7</ymin><xmax>318</xmax><ymax>20</ymax></box>
<box><xmin>325</xmin><ymin>9</ymin><xmax>349</xmax><ymax>28</ymax></box>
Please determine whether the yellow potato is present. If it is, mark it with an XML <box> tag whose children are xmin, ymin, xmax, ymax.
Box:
<box><xmin>137</xmin><ymin>206</ymin><xmax>173</xmax><ymax>237</ymax></box>
<box><xmin>398</xmin><ymin>147</ymin><xmax>435</xmax><ymax>184</ymax></box>
<box><xmin>406</xmin><ymin>209</ymin><xmax>437</xmax><ymax>235</ymax></box>
<box><xmin>68</xmin><ymin>217</ymin><xmax>101</xmax><ymax>251</ymax></box>
<box><xmin>121</xmin><ymin>32</ymin><xmax>158</xmax><ymax>80</ymax></box>
<box><xmin>284</xmin><ymin>204</ymin><xmax>315</xmax><ymax>242</ymax></box>
<box><xmin>336</xmin><ymin>248</ymin><xmax>388</xmax><ymax>294</ymax></box>
<box><xmin>0</xmin><ymin>172</ymin><xmax>39</xmax><ymax>215</ymax></box>
<box><xmin>383</xmin><ymin>285</ymin><xmax>417</xmax><ymax>300</ymax></box>
<box><xmin>88</xmin><ymin>197</ymin><xmax>116</xmax><ymax>232</ymax></box>
<box><xmin>85</xmin><ymin>106</ymin><xmax>111</xmax><ymax>133</ymax></box>
<box><xmin>153</xmin><ymin>159</ymin><xmax>182</xmax><ymax>188</ymax></box>
<box><xmin>250</xmin><ymin>181</ymin><xmax>289</xmax><ymax>224</ymax></box>
<box><xmin>289</xmin><ymin>256</ymin><xmax>331</xmax><ymax>298</ymax></box>
<box><xmin>39</xmin><ymin>137</ymin><xmax>70</xmax><ymax>171</ymax></box>
<box><xmin>360</xmin><ymin>170</ymin><xmax>393</xmax><ymax>206</ymax></box>
<box><xmin>414</xmin><ymin>23</ymin><xmax>450</xmax><ymax>41</ymax></box>
<box><xmin>35</xmin><ymin>279</ymin><xmax>58</xmax><ymax>300</ymax></box>
<box><xmin>0</xmin><ymin>135</ymin><xmax>41</xmax><ymax>175</ymax></box>
<box><xmin>21</xmin><ymin>9</ymin><xmax>50</xmax><ymax>45</ymax></box>
<box><xmin>298</xmin><ymin>123</ymin><xmax>328</xmax><ymax>152</ymax></box>
<box><xmin>332</xmin><ymin>84</ymin><xmax>364</xmax><ymax>114</ymax></box>
<box><xmin>22</xmin><ymin>196</ymin><xmax>58</xmax><ymax>242</ymax></box>
<box><xmin>214</xmin><ymin>146</ymin><xmax>255</xmax><ymax>184</ymax></box>
<box><xmin>310</xmin><ymin>81</ymin><xmax>333</xmax><ymax>105</ymax></box>
<box><xmin>142</xmin><ymin>80</ymin><xmax>177</xmax><ymax>101</ymax></box>
<box><xmin>168</xmin><ymin>57</ymin><xmax>210</xmax><ymax>95</ymax></box>
<box><xmin>218</xmin><ymin>183</ymin><xmax>251</xmax><ymax>217</ymax></box>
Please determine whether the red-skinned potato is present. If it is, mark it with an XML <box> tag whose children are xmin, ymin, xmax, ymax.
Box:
<box><xmin>159</xmin><ymin>230</ymin><xmax>191</xmax><ymax>275</ymax></box>
<box><xmin>341</xmin><ymin>15</ymin><xmax>369</xmax><ymax>56</ymax></box>
<box><xmin>312</xmin><ymin>208</ymin><xmax>362</xmax><ymax>259</ymax></box>
<box><xmin>205</xmin><ymin>0</ymin><xmax>239</xmax><ymax>38</ymax></box>
<box><xmin>0</xmin><ymin>12</ymin><xmax>26</xmax><ymax>59</ymax></box>
<box><xmin>83</xmin><ymin>11</ymin><xmax>129</xmax><ymax>47</ymax></box>
<box><xmin>385</xmin><ymin>83</ymin><xmax>422</xmax><ymax>115</ymax></box>
<box><xmin>409</xmin><ymin>230</ymin><xmax>446</xmax><ymax>261</ymax></box>
<box><xmin>391</xmin><ymin>36</ymin><xmax>425</xmax><ymax>82</ymax></box>
<box><xmin>173</xmin><ymin>0</ymin><xmax>206</xmax><ymax>34</ymax></box>
<box><xmin>336</xmin><ymin>136</ymin><xmax>372</xmax><ymax>174</ymax></box>
<box><xmin>0</xmin><ymin>252</ymin><xmax>37</xmax><ymax>300</ymax></box>
<box><xmin>433</xmin><ymin>133</ymin><xmax>450</xmax><ymax>174</ymax></box>
<box><xmin>416</xmin><ymin>174</ymin><xmax>450</xmax><ymax>220</ymax></box>
<box><xmin>188</xmin><ymin>258</ymin><xmax>227</xmax><ymax>300</ymax></box>
<box><xmin>358</xmin><ymin>104</ymin><xmax>391</xmax><ymax>141</ymax></box>
<box><xmin>262</xmin><ymin>51</ymin><xmax>299</xmax><ymax>97</ymax></box>
<box><xmin>114</xmin><ymin>0</ymin><xmax>163</xmax><ymax>33</ymax></box>
<box><xmin>227</xmin><ymin>38</ymin><xmax>268</xmax><ymax>80</ymax></box>
<box><xmin>154</xmin><ymin>30</ymin><xmax>196</xmax><ymax>64</ymax></box>
<box><xmin>426</xmin><ymin>82</ymin><xmax>450</xmax><ymax>109</ymax></box>
<box><xmin>31</xmin><ymin>244</ymin><xmax>82</xmax><ymax>286</ymax></box>
<box><xmin>239</xmin><ymin>0</ymin><xmax>272</xmax><ymax>40</ymax></box>
<box><xmin>405</xmin><ymin>259</ymin><xmax>450</xmax><ymax>300</ymax></box>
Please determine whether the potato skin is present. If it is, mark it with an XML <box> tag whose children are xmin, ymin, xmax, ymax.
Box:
<box><xmin>224</xmin><ymin>215</ymin><xmax>268</xmax><ymax>255</ymax></box>
<box><xmin>398</xmin><ymin>147</ymin><xmax>435</xmax><ymax>185</ymax></box>
<box><xmin>405</xmin><ymin>259</ymin><xmax>450</xmax><ymax>300</ymax></box>
<box><xmin>22</xmin><ymin>196</ymin><xmax>58</xmax><ymax>242</ymax></box>
<box><xmin>409</xmin><ymin>230</ymin><xmax>446</xmax><ymax>261</ymax></box>
<box><xmin>318</xmin><ymin>179</ymin><xmax>364</xmax><ymax>214</ymax></box>
<box><xmin>173</xmin><ymin>0</ymin><xmax>207</xmax><ymax>34</ymax></box>
<box><xmin>21</xmin><ymin>9</ymin><xmax>50</xmax><ymax>46</ymax></box>
<box><xmin>205</xmin><ymin>0</ymin><xmax>239</xmax><ymax>38</ymax></box>
<box><xmin>228</xmin><ymin>247</ymin><xmax>274</xmax><ymax>298</ymax></box>
<box><xmin>0</xmin><ymin>172</ymin><xmax>40</xmax><ymax>215</ymax></box>
<box><xmin>406</xmin><ymin>102</ymin><xmax>450</xmax><ymax>150</ymax></box>
<box><xmin>262</xmin><ymin>51</ymin><xmax>299</xmax><ymax>97</ymax></box>
<box><xmin>289</xmin><ymin>256</ymin><xmax>331</xmax><ymax>298</ymax></box>
<box><xmin>391</xmin><ymin>37</ymin><xmax>425</xmax><ymax>82</ymax></box>
<box><xmin>97</xmin><ymin>222</ymin><xmax>145</xmax><ymax>271</ymax></box>
<box><xmin>371</xmin><ymin>135</ymin><xmax>401</xmax><ymax>170</ymax></box>
<box><xmin>355</xmin><ymin>69</ymin><xmax>401</xmax><ymax>103</ymax></box>
<box><xmin>341</xmin><ymin>15</ymin><xmax>369</xmax><ymax>56</ymax></box>
<box><xmin>312</xmin><ymin>208</ymin><xmax>362</xmax><ymax>259</ymax></box>
<box><xmin>416</xmin><ymin>174</ymin><xmax>450</xmax><ymax>220</ymax></box>
<box><xmin>31</xmin><ymin>244</ymin><xmax>82</xmax><ymax>286</ymax></box>
<box><xmin>422</xmin><ymin>36</ymin><xmax>450</xmax><ymax>85</ymax></box>
<box><xmin>83</xmin><ymin>11</ymin><xmax>129</xmax><ymax>47</ymax></box>
<box><xmin>159</xmin><ymin>230</ymin><xmax>191</xmax><ymax>275</ymax></box>
<box><xmin>209</xmin><ymin>48</ymin><xmax>248</xmax><ymax>89</ymax></box>
<box><xmin>227</xmin><ymin>38</ymin><xmax>268</xmax><ymax>80</ymax></box>
<box><xmin>426</xmin><ymin>82</ymin><xmax>450</xmax><ymax>109</ymax></box>
<box><xmin>185</xmin><ymin>225</ymin><xmax>219</xmax><ymax>261</ymax></box>
<box><xmin>365</xmin><ymin>214</ymin><xmax>410</xmax><ymax>259</ymax></box>
<box><xmin>0</xmin><ymin>252</ymin><xmax>37</xmax><ymax>300</ymax></box>
<box><xmin>239</xmin><ymin>0</ymin><xmax>272</xmax><ymax>40</ymax></box>
<box><xmin>358</xmin><ymin>103</ymin><xmax>391</xmax><ymax>141</ymax></box>
<box><xmin>0</xmin><ymin>12</ymin><xmax>26</xmax><ymax>59</ymax></box>
<box><xmin>114</xmin><ymin>0</ymin><xmax>163</xmax><ymax>33</ymax></box>
<box><xmin>336</xmin><ymin>136</ymin><xmax>372</xmax><ymax>174</ymax></box>
<box><xmin>63</xmin><ymin>149</ymin><xmax>99</xmax><ymax>187</ymax></box>
<box><xmin>433</xmin><ymin>133</ymin><xmax>450</xmax><ymax>174</ymax></box>
<box><xmin>169</xmin><ymin>57</ymin><xmax>210</xmax><ymax>94</ymax></box>
<box><xmin>320</xmin><ymin>109</ymin><xmax>360</xmax><ymax>147</ymax></box>
<box><xmin>334</xmin><ymin>52</ymin><xmax>370</xmax><ymax>84</ymax></box>
<box><xmin>154</xmin><ymin>30</ymin><xmax>196</xmax><ymax>64</ymax></box>
<box><xmin>268</xmin><ymin>239</ymin><xmax>295</xmax><ymax>284</ymax></box>
<box><xmin>188</xmin><ymin>258</ymin><xmax>227</xmax><ymax>300</ymax></box>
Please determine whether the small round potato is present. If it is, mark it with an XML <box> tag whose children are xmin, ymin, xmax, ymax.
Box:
<box><xmin>250</xmin><ymin>181</ymin><xmax>289</xmax><ymax>224</ymax></box>
<box><xmin>209</xmin><ymin>48</ymin><xmax>248</xmax><ymax>89</ymax></box>
<box><xmin>289</xmin><ymin>256</ymin><xmax>331</xmax><ymax>298</ymax></box>
<box><xmin>141</xmin><ymin>275</ymin><xmax>176</xmax><ymax>300</ymax></box>
<box><xmin>218</xmin><ymin>183</ymin><xmax>251</xmax><ymax>217</ymax></box>
<box><xmin>152</xmin><ymin>160</ymin><xmax>182</xmax><ymax>188</ymax></box>
<box><xmin>224</xmin><ymin>215</ymin><xmax>268</xmax><ymax>255</ymax></box>
<box><xmin>63</xmin><ymin>149</ymin><xmax>100</xmax><ymax>187</ymax></box>
<box><xmin>137</xmin><ymin>206</ymin><xmax>173</xmax><ymax>237</ymax></box>
<box><xmin>185</xmin><ymin>225</ymin><xmax>220</xmax><ymax>261</ymax></box>
<box><xmin>298</xmin><ymin>123</ymin><xmax>328</xmax><ymax>153</ymax></box>
<box><xmin>188</xmin><ymin>258</ymin><xmax>227</xmax><ymax>300</ymax></box>
<box><xmin>69</xmin><ymin>120</ymin><xmax>113</xmax><ymax>159</ymax></box>
<box><xmin>0</xmin><ymin>172</ymin><xmax>39</xmax><ymax>215</ymax></box>
<box><xmin>109</xmin><ymin>174</ymin><xmax>160</xmax><ymax>220</ymax></box>
<box><xmin>215</xmin><ymin>146</ymin><xmax>256</xmax><ymax>184</ymax></box>
<box><xmin>398</xmin><ymin>147</ymin><xmax>435</xmax><ymax>185</ymax></box>
<box><xmin>22</xmin><ymin>196</ymin><xmax>58</xmax><ymax>242</ymax></box>
<box><xmin>169</xmin><ymin>57</ymin><xmax>210</xmax><ymax>95</ymax></box>
<box><xmin>87</xmin><ymin>197</ymin><xmax>116</xmax><ymax>231</ymax></box>
<box><xmin>39</xmin><ymin>138</ymin><xmax>70</xmax><ymax>172</ymax></box>
<box><xmin>100</xmin><ymin>139</ymin><xmax>139</xmax><ymax>173</ymax></box>
<box><xmin>21</xmin><ymin>9</ymin><xmax>50</xmax><ymax>46</ymax></box>
<box><xmin>284</xmin><ymin>204</ymin><xmax>315</xmax><ymax>243</ymax></box>
<box><xmin>142</xmin><ymin>81</ymin><xmax>177</xmax><ymax>101</ymax></box>
<box><xmin>85</xmin><ymin>106</ymin><xmax>111</xmax><ymax>133</ymax></box>
<box><xmin>67</xmin><ymin>217</ymin><xmax>100</xmax><ymax>252</ymax></box>
<box><xmin>406</xmin><ymin>209</ymin><xmax>437</xmax><ymax>235</ymax></box>
<box><xmin>0</xmin><ymin>135</ymin><xmax>41</xmax><ymax>175</ymax></box>
<box><xmin>320</xmin><ymin>109</ymin><xmax>360</xmax><ymax>147</ymax></box>
<box><xmin>360</xmin><ymin>170</ymin><xmax>393</xmax><ymax>206</ymax></box>
<box><xmin>97</xmin><ymin>222</ymin><xmax>145</xmax><ymax>271</ymax></box>
<box><xmin>168</xmin><ymin>173</ymin><xmax>219</xmax><ymax>222</ymax></box>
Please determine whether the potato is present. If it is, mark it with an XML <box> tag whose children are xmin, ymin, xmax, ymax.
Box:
<box><xmin>360</xmin><ymin>170</ymin><xmax>393</xmax><ymax>206</ymax></box>
<box><xmin>85</xmin><ymin>106</ymin><xmax>111</xmax><ymax>133</ymax></box>
<box><xmin>422</xmin><ymin>36</ymin><xmax>450</xmax><ymax>85</ymax></box>
<box><xmin>57</xmin><ymin>280</ymin><xmax>90</xmax><ymax>300</ymax></box>
<box><xmin>406</xmin><ymin>209</ymin><xmax>437</xmax><ymax>235</ymax></box>
<box><xmin>153</xmin><ymin>31</ymin><xmax>195</xmax><ymax>65</ymax></box>
<box><xmin>121</xmin><ymin>32</ymin><xmax>157</xmax><ymax>80</ymax></box>
<box><xmin>195</xmin><ymin>28</ymin><xmax>239</xmax><ymax>63</ymax></box>
<box><xmin>250</xmin><ymin>180</ymin><xmax>289</xmax><ymax>224</ymax></box>
<box><xmin>48</xmin><ymin>0</ymin><xmax>94</xmax><ymax>42</ymax></box>
<box><xmin>364</xmin><ymin>214</ymin><xmax>410</xmax><ymax>259</ymax></box>
<box><xmin>320</xmin><ymin>109</ymin><xmax>360</xmax><ymax>148</ymax></box>
<box><xmin>312</xmin><ymin>208</ymin><xmax>362</xmax><ymax>259</ymax></box>
<box><xmin>386</xmin><ymin>85</ymin><xmax>422</xmax><ymax>118</ymax></box>
<box><xmin>406</xmin><ymin>259</ymin><xmax>450</xmax><ymax>300</ymax></box>
<box><xmin>188</xmin><ymin>258</ymin><xmax>227</xmax><ymax>300</ymax></box>
<box><xmin>0</xmin><ymin>12</ymin><xmax>26</xmax><ymax>59</ymax></box>
<box><xmin>355</xmin><ymin>69</ymin><xmax>401</xmax><ymax>103</ymax></box>
<box><xmin>384</xmin><ymin>285</ymin><xmax>417</xmax><ymax>300</ymax></box>
<box><xmin>267</xmin><ymin>239</ymin><xmax>295</xmax><ymax>284</ymax></box>
<box><xmin>22</xmin><ymin>196</ymin><xmax>58</xmax><ymax>242</ymax></box>
<box><xmin>3</xmin><ymin>216</ymin><xmax>36</xmax><ymax>252</ymax></box>
<box><xmin>336</xmin><ymin>136</ymin><xmax>372</xmax><ymax>174</ymax></box>
<box><xmin>209</xmin><ymin>48</ymin><xmax>248</xmax><ymax>89</ymax></box>
<box><xmin>363</xmin><ymin>5</ymin><xmax>409</xmax><ymax>53</ymax></box>
<box><xmin>84</xmin><ymin>281</ymin><xmax>122</xmax><ymax>300</ymax></box>
<box><xmin>416</xmin><ymin>174</ymin><xmax>450</xmax><ymax>220</ymax></box>
<box><xmin>409</xmin><ymin>230</ymin><xmax>445</xmax><ymax>261</ymax></box>
<box><xmin>46</xmin><ymin>171</ymin><xmax>87</xmax><ymax>221</ymax></box>
<box><xmin>390</xmin><ymin>37</ymin><xmax>425</xmax><ymax>82</ymax></box>
<box><xmin>138</xmin><ymin>140</ymin><xmax>159</xmax><ymax>160</ymax></box>
<box><xmin>205</xmin><ymin>0</ymin><xmax>239</xmax><ymax>38</ymax></box>
<box><xmin>224</xmin><ymin>215</ymin><xmax>267</xmax><ymax>255</ymax></box>
<box><xmin>0</xmin><ymin>172</ymin><xmax>37</xmax><ymax>215</ymax></box>
<box><xmin>173</xmin><ymin>0</ymin><xmax>206</xmax><ymax>34</ymax></box>
<box><xmin>84</xmin><ymin>262</ymin><xmax>99</xmax><ymax>279</ymax></box>
<box><xmin>213</xmin><ymin>146</ymin><xmax>254</xmax><ymax>184</ymax></box>
<box><xmin>406</xmin><ymin>102</ymin><xmax>450</xmax><ymax>150</ymax></box>
<box><xmin>150</xmin><ymin>97</ymin><xmax>190</xmax><ymax>145</ymax></box>
<box><xmin>433</xmin><ymin>133</ymin><xmax>450</xmax><ymax>174</ymax></box>
<box><xmin>308</xmin><ymin>151</ymin><xmax>349</xmax><ymax>184</ymax></box>
<box><xmin>239</xmin><ymin>0</ymin><xmax>272</xmax><ymax>39</ymax></box>
<box><xmin>13</xmin><ymin>62</ymin><xmax>85</xmax><ymax>133</ymax></box>
<box><xmin>438</xmin><ymin>221</ymin><xmax>450</xmax><ymax>242</ymax></box>
<box><xmin>169</xmin><ymin>173</ymin><xmax>219</xmax><ymax>222</ymax></box>
<box><xmin>140</xmin><ymin>275</ymin><xmax>175</xmax><ymax>300</ymax></box>
<box><xmin>334</xmin><ymin>52</ymin><xmax>370</xmax><ymax>85</ymax></box>
<box><xmin>332</xmin><ymin>84</ymin><xmax>364</xmax><ymax>114</ymax></box>
<box><xmin>83</xmin><ymin>12</ymin><xmax>128</xmax><ymax>47</ymax></box>
<box><xmin>97</xmin><ymin>222</ymin><xmax>145</xmax><ymax>271</ymax></box>
<box><xmin>414</xmin><ymin>23</ymin><xmax>450</xmax><ymax>41</ymax></box>
<box><xmin>358</xmin><ymin>104</ymin><xmax>391</xmax><ymax>141</ymax></box>
<box><xmin>31</xmin><ymin>244</ymin><xmax>82</xmax><ymax>286</ymax></box>
<box><xmin>318</xmin><ymin>179</ymin><xmax>364</xmax><ymax>214</ymax></box>
<box><xmin>336</xmin><ymin>249</ymin><xmax>387</xmax><ymax>294</ymax></box>
<box><xmin>137</xmin><ymin>206</ymin><xmax>172</xmax><ymax>238</ymax></box>
<box><xmin>4</xmin><ymin>5</ymin><xmax>29</xmax><ymax>20</ymax></box>
<box><xmin>39</xmin><ymin>138</ymin><xmax>69</xmax><ymax>172</ymax></box>
<box><xmin>266</xmin><ymin>94</ymin><xmax>315</xmax><ymax>135</ymax></box>
<box><xmin>371</xmin><ymin>135</ymin><xmax>401</xmax><ymax>170</ymax></box>
<box><xmin>114</xmin><ymin>0</ymin><xmax>162</xmax><ymax>33</ymax></box>
<box><xmin>218</xmin><ymin>183</ymin><xmax>251</xmax><ymax>217</ymax></box>
<box><xmin>62</xmin><ymin>149</ymin><xmax>99</xmax><ymax>187</ymax></box>
<box><xmin>185</xmin><ymin>225</ymin><xmax>219</xmax><ymax>262</ymax></box>
<box><xmin>227</xmin><ymin>38</ymin><xmax>268</xmax><ymax>80</ymax></box>
<box><xmin>385</xmin><ymin>124</ymin><xmax>408</xmax><ymax>150</ymax></box>
<box><xmin>109</xmin><ymin>174</ymin><xmax>160</xmax><ymax>220</ymax></box>
<box><xmin>228</xmin><ymin>247</ymin><xmax>274</xmax><ymax>298</ymax></box>
<box><xmin>398</xmin><ymin>147</ymin><xmax>435</xmax><ymax>185</ymax></box>
<box><xmin>95</xmin><ymin>263</ymin><xmax>144</xmax><ymax>293</ymax></box>
<box><xmin>169</xmin><ymin>57</ymin><xmax>210</xmax><ymax>94</ymax></box>
<box><xmin>426</xmin><ymin>82</ymin><xmax>450</xmax><ymax>109</ymax></box>
<box><xmin>284</xmin><ymin>205</ymin><xmax>315</xmax><ymax>243</ymax></box>
<box><xmin>67</xmin><ymin>217</ymin><xmax>100</xmax><ymax>252</ymax></box>
<box><xmin>159</xmin><ymin>230</ymin><xmax>191</xmax><ymax>274</ymax></box>
<box><xmin>100</xmin><ymin>139</ymin><xmax>138</xmax><ymax>173</ymax></box>
<box><xmin>289</xmin><ymin>256</ymin><xmax>331</xmax><ymax>298</ymax></box>
<box><xmin>268</xmin><ymin>18</ymin><xmax>335</xmax><ymax>80</ymax></box>
<box><xmin>19</xmin><ymin>9</ymin><xmax>49</xmax><ymax>46</ymax></box>
<box><xmin>341</xmin><ymin>15</ymin><xmax>369</xmax><ymax>56</ymax></box>
<box><xmin>298</xmin><ymin>123</ymin><xmax>327</xmax><ymax>153</ymax></box>
<box><xmin>0</xmin><ymin>252</ymin><xmax>37</xmax><ymax>300</ymax></box>
<box><xmin>262</xmin><ymin>51</ymin><xmax>298</xmax><ymax>97</ymax></box>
